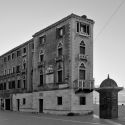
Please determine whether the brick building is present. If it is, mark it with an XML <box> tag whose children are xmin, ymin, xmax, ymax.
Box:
<box><xmin>0</xmin><ymin>13</ymin><xmax>94</xmax><ymax>114</ymax></box>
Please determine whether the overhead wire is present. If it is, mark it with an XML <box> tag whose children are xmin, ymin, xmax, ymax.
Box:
<box><xmin>95</xmin><ymin>0</ymin><xmax>125</xmax><ymax>40</ymax></box>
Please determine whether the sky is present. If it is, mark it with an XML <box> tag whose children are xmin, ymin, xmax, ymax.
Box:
<box><xmin>0</xmin><ymin>0</ymin><xmax>125</xmax><ymax>87</ymax></box>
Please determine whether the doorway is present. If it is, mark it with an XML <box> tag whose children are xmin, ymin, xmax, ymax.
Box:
<box><xmin>5</xmin><ymin>99</ymin><xmax>10</xmax><ymax>110</ymax></box>
<box><xmin>17</xmin><ymin>99</ymin><xmax>20</xmax><ymax>111</ymax></box>
<box><xmin>39</xmin><ymin>99</ymin><xmax>43</xmax><ymax>113</ymax></box>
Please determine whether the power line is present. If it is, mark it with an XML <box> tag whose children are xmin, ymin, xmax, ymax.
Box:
<box><xmin>95</xmin><ymin>0</ymin><xmax>125</xmax><ymax>40</ymax></box>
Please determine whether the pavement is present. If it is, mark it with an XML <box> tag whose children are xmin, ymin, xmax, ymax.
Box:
<box><xmin>0</xmin><ymin>109</ymin><xmax>124</xmax><ymax>125</ymax></box>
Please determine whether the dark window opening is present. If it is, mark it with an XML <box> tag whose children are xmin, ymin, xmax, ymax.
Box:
<box><xmin>17</xmin><ymin>50</ymin><xmax>21</xmax><ymax>57</ymax></box>
<box><xmin>58</xmin><ymin>47</ymin><xmax>63</xmax><ymax>56</ymax></box>
<box><xmin>57</xmin><ymin>26</ymin><xmax>65</xmax><ymax>38</ymax></box>
<box><xmin>57</xmin><ymin>97</ymin><xmax>62</xmax><ymax>105</ymax></box>
<box><xmin>16</xmin><ymin>66</ymin><xmax>20</xmax><ymax>73</ymax></box>
<box><xmin>77</xmin><ymin>22</ymin><xmax>90</xmax><ymax>35</ymax></box>
<box><xmin>3</xmin><ymin>83</ymin><xmax>6</xmax><ymax>90</ymax></box>
<box><xmin>23</xmin><ymin>47</ymin><xmax>26</xmax><ymax>53</ymax></box>
<box><xmin>0</xmin><ymin>84</ymin><xmax>3</xmax><ymax>90</ymax></box>
<box><xmin>8</xmin><ymin>55</ymin><xmax>11</xmax><ymax>61</ymax></box>
<box><xmin>39</xmin><ymin>36</ymin><xmax>46</xmax><ymax>45</ymax></box>
<box><xmin>4</xmin><ymin>57</ymin><xmax>7</xmax><ymax>62</ymax></box>
<box><xmin>17</xmin><ymin>80</ymin><xmax>21</xmax><ymax>88</ymax></box>
<box><xmin>77</xmin><ymin>22</ymin><xmax>80</xmax><ymax>32</ymax></box>
<box><xmin>40</xmin><ymin>54</ymin><xmax>44</xmax><ymax>62</ymax></box>
<box><xmin>58</xmin><ymin>70</ymin><xmax>63</xmax><ymax>83</ymax></box>
<box><xmin>23</xmin><ymin>98</ymin><xmax>26</xmax><ymax>105</ymax></box>
<box><xmin>79</xmin><ymin>69</ymin><xmax>85</xmax><ymax>80</ymax></box>
<box><xmin>12</xmin><ymin>81</ymin><xmax>15</xmax><ymax>89</ymax></box>
<box><xmin>23</xmin><ymin>63</ymin><xmax>26</xmax><ymax>69</ymax></box>
<box><xmin>80</xmin><ymin>97</ymin><xmax>86</xmax><ymax>105</ymax></box>
<box><xmin>80</xmin><ymin>46</ymin><xmax>85</xmax><ymax>55</ymax></box>
<box><xmin>40</xmin><ymin>74</ymin><xmax>43</xmax><ymax>86</ymax></box>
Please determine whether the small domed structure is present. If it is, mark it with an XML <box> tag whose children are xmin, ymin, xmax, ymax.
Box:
<box><xmin>100</xmin><ymin>75</ymin><xmax>118</xmax><ymax>88</ymax></box>
<box><xmin>95</xmin><ymin>75</ymin><xmax>123</xmax><ymax>119</ymax></box>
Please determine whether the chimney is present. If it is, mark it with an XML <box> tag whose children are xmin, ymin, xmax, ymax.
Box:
<box><xmin>81</xmin><ymin>15</ymin><xmax>87</xmax><ymax>19</ymax></box>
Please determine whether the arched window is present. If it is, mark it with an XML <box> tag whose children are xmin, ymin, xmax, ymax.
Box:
<box><xmin>57</xmin><ymin>42</ymin><xmax>63</xmax><ymax>56</ymax></box>
<box><xmin>39</xmin><ymin>50</ymin><xmax>44</xmax><ymax>62</ymax></box>
<box><xmin>79</xmin><ymin>63</ymin><xmax>86</xmax><ymax>80</ymax></box>
<box><xmin>80</xmin><ymin>41</ymin><xmax>85</xmax><ymax>55</ymax></box>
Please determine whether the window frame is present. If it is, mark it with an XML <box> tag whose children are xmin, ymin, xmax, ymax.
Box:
<box><xmin>57</xmin><ymin>96</ymin><xmax>62</xmax><ymax>105</ymax></box>
<box><xmin>76</xmin><ymin>21</ymin><xmax>90</xmax><ymax>36</ymax></box>
<box><xmin>80</xmin><ymin>96</ymin><xmax>86</xmax><ymax>105</ymax></box>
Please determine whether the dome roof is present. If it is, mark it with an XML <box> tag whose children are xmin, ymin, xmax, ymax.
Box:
<box><xmin>100</xmin><ymin>75</ymin><xmax>118</xmax><ymax>88</ymax></box>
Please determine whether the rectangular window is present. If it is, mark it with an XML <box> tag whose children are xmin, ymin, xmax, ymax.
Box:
<box><xmin>40</xmin><ymin>74</ymin><xmax>43</xmax><ymax>86</ymax></box>
<box><xmin>57</xmin><ymin>97</ymin><xmax>62</xmax><ymax>105</ymax></box>
<box><xmin>39</xmin><ymin>36</ymin><xmax>46</xmax><ymax>45</ymax></box>
<box><xmin>12</xmin><ymin>81</ymin><xmax>15</xmax><ymax>89</ymax></box>
<box><xmin>77</xmin><ymin>22</ymin><xmax>80</xmax><ymax>32</ymax></box>
<box><xmin>77</xmin><ymin>22</ymin><xmax>90</xmax><ymax>35</ymax></box>
<box><xmin>40</xmin><ymin>54</ymin><xmax>44</xmax><ymax>62</ymax></box>
<box><xmin>8</xmin><ymin>55</ymin><xmax>11</xmax><ymax>61</ymax></box>
<box><xmin>9</xmin><ymin>82</ymin><xmax>12</xmax><ymax>89</ymax></box>
<box><xmin>16</xmin><ymin>65</ymin><xmax>20</xmax><ymax>73</ymax></box>
<box><xmin>17</xmin><ymin>80</ymin><xmax>21</xmax><ymax>88</ymax></box>
<box><xmin>0</xmin><ymin>83</ymin><xmax>3</xmax><ymax>90</ymax></box>
<box><xmin>23</xmin><ymin>63</ymin><xmax>26</xmax><ymax>69</ymax></box>
<box><xmin>12</xmin><ymin>67</ymin><xmax>15</xmax><ymax>73</ymax></box>
<box><xmin>58</xmin><ymin>70</ymin><xmax>63</xmax><ymax>83</ymax></box>
<box><xmin>80</xmin><ymin>46</ymin><xmax>85</xmax><ymax>55</ymax></box>
<box><xmin>80</xmin><ymin>97</ymin><xmax>86</xmax><ymax>105</ymax></box>
<box><xmin>4</xmin><ymin>57</ymin><xmax>7</xmax><ymax>62</ymax></box>
<box><xmin>32</xmin><ymin>43</ymin><xmax>34</xmax><ymax>49</ymax></box>
<box><xmin>23</xmin><ymin>47</ymin><xmax>26</xmax><ymax>53</ymax></box>
<box><xmin>58</xmin><ymin>48</ymin><xmax>62</xmax><ymax>56</ymax></box>
<box><xmin>57</xmin><ymin>26</ymin><xmax>65</xmax><ymax>38</ymax></box>
<box><xmin>23</xmin><ymin>98</ymin><xmax>26</xmax><ymax>105</ymax></box>
<box><xmin>17</xmin><ymin>50</ymin><xmax>21</xmax><ymax>57</ymax></box>
<box><xmin>79</xmin><ymin>69</ymin><xmax>85</xmax><ymax>80</ymax></box>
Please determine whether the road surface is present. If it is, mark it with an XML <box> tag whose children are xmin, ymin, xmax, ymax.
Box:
<box><xmin>0</xmin><ymin>110</ymin><xmax>123</xmax><ymax>125</ymax></box>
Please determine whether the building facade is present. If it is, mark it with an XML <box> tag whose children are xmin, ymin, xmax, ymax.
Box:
<box><xmin>0</xmin><ymin>40</ymin><xmax>34</xmax><ymax>110</ymax></box>
<box><xmin>0</xmin><ymin>14</ymin><xmax>94</xmax><ymax>114</ymax></box>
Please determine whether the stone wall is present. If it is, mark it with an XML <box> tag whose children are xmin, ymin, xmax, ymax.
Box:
<box><xmin>32</xmin><ymin>89</ymin><xmax>71</xmax><ymax>114</ymax></box>
<box><xmin>12</xmin><ymin>93</ymin><xmax>33</xmax><ymax>112</ymax></box>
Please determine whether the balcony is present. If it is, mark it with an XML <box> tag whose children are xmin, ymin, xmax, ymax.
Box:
<box><xmin>73</xmin><ymin>80</ymin><xmax>94</xmax><ymax>93</ymax></box>
<box><xmin>38</xmin><ymin>61</ymin><xmax>45</xmax><ymax>68</ymax></box>
<box><xmin>55</xmin><ymin>55</ymin><xmax>63</xmax><ymax>62</ymax></box>
<box><xmin>79</xmin><ymin>54</ymin><xmax>87</xmax><ymax>61</ymax></box>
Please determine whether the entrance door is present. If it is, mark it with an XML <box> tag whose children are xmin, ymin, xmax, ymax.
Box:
<box><xmin>5</xmin><ymin>99</ymin><xmax>10</xmax><ymax>110</ymax></box>
<box><xmin>17</xmin><ymin>99</ymin><xmax>20</xmax><ymax>111</ymax></box>
<box><xmin>39</xmin><ymin>99</ymin><xmax>43</xmax><ymax>113</ymax></box>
